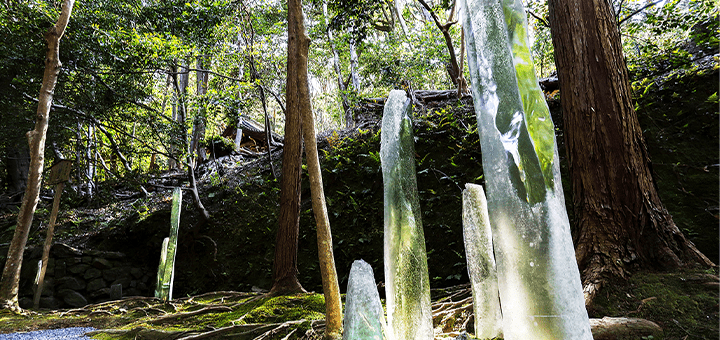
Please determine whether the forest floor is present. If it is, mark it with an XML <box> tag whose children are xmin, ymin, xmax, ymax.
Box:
<box><xmin>0</xmin><ymin>61</ymin><xmax>718</xmax><ymax>339</ymax></box>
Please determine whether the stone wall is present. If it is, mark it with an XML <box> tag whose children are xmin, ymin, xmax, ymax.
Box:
<box><xmin>15</xmin><ymin>243</ymin><xmax>154</xmax><ymax>309</ymax></box>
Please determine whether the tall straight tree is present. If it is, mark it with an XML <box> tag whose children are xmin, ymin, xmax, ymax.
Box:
<box><xmin>295</xmin><ymin>1</ymin><xmax>343</xmax><ymax>335</ymax></box>
<box><xmin>547</xmin><ymin>0</ymin><xmax>714</xmax><ymax>304</ymax></box>
<box><xmin>269</xmin><ymin>0</ymin><xmax>306</xmax><ymax>296</ymax></box>
<box><xmin>0</xmin><ymin>0</ymin><xmax>75</xmax><ymax>310</ymax></box>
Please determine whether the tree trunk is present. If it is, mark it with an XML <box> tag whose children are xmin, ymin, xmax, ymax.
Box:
<box><xmin>190</xmin><ymin>56</ymin><xmax>208</xmax><ymax>163</ymax></box>
<box><xmin>269</xmin><ymin>0</ymin><xmax>307</xmax><ymax>296</ymax></box>
<box><xmin>322</xmin><ymin>2</ymin><xmax>352</xmax><ymax>128</ymax></box>
<box><xmin>547</xmin><ymin>0</ymin><xmax>714</xmax><ymax>304</ymax></box>
<box><xmin>0</xmin><ymin>0</ymin><xmax>74</xmax><ymax>310</ymax></box>
<box><xmin>299</xmin><ymin>37</ymin><xmax>343</xmax><ymax>340</ymax></box>
<box><xmin>417</xmin><ymin>0</ymin><xmax>467</xmax><ymax>93</ymax></box>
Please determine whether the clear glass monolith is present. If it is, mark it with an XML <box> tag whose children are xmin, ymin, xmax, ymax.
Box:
<box><xmin>462</xmin><ymin>183</ymin><xmax>502</xmax><ymax>339</ymax></box>
<box><xmin>155</xmin><ymin>187</ymin><xmax>182</xmax><ymax>301</ymax></box>
<box><xmin>460</xmin><ymin>0</ymin><xmax>592</xmax><ymax>338</ymax></box>
<box><xmin>381</xmin><ymin>90</ymin><xmax>433</xmax><ymax>340</ymax></box>
<box><xmin>343</xmin><ymin>260</ymin><xmax>385</xmax><ymax>340</ymax></box>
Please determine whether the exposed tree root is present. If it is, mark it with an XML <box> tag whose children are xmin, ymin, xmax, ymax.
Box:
<box><xmin>149</xmin><ymin>306</ymin><xmax>233</xmax><ymax>325</ymax></box>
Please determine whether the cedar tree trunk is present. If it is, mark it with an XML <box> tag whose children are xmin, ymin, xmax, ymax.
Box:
<box><xmin>0</xmin><ymin>0</ymin><xmax>75</xmax><ymax>310</ymax></box>
<box><xmin>269</xmin><ymin>0</ymin><xmax>307</xmax><ymax>296</ymax></box>
<box><xmin>547</xmin><ymin>0</ymin><xmax>714</xmax><ymax>304</ymax></box>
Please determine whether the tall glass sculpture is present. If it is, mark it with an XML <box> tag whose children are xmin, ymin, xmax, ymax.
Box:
<box><xmin>460</xmin><ymin>0</ymin><xmax>592</xmax><ymax>338</ymax></box>
<box><xmin>381</xmin><ymin>90</ymin><xmax>433</xmax><ymax>340</ymax></box>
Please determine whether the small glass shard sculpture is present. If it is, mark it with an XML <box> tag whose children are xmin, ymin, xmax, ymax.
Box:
<box><xmin>343</xmin><ymin>259</ymin><xmax>385</xmax><ymax>340</ymax></box>
<box><xmin>462</xmin><ymin>183</ymin><xmax>502</xmax><ymax>339</ymax></box>
<box><xmin>155</xmin><ymin>187</ymin><xmax>182</xmax><ymax>301</ymax></box>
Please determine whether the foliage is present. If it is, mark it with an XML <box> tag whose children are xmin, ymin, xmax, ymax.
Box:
<box><xmin>525</xmin><ymin>0</ymin><xmax>718</xmax><ymax>80</ymax></box>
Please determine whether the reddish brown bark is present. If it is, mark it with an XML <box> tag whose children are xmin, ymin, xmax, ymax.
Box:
<box><xmin>547</xmin><ymin>0</ymin><xmax>714</xmax><ymax>303</ymax></box>
<box><xmin>269</xmin><ymin>0</ymin><xmax>307</xmax><ymax>297</ymax></box>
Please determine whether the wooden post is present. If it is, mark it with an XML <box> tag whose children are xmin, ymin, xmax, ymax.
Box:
<box><xmin>33</xmin><ymin>159</ymin><xmax>71</xmax><ymax>309</ymax></box>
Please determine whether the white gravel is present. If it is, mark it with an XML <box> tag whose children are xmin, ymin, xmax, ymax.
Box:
<box><xmin>0</xmin><ymin>327</ymin><xmax>97</xmax><ymax>339</ymax></box>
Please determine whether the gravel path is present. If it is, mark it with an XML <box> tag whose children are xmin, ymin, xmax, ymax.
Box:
<box><xmin>0</xmin><ymin>327</ymin><xmax>97</xmax><ymax>339</ymax></box>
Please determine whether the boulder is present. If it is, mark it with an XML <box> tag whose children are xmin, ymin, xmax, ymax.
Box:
<box><xmin>86</xmin><ymin>278</ymin><xmax>107</xmax><ymax>292</ymax></box>
<box><xmin>59</xmin><ymin>289</ymin><xmax>88</xmax><ymax>307</ymax></box>
<box><xmin>57</xmin><ymin>276</ymin><xmax>86</xmax><ymax>291</ymax></box>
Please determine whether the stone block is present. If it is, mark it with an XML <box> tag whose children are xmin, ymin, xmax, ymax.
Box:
<box><xmin>51</xmin><ymin>244</ymin><xmax>83</xmax><ymax>258</ymax></box>
<box><xmin>54</xmin><ymin>261</ymin><xmax>66</xmax><ymax>278</ymax></box>
<box><xmin>68</xmin><ymin>263</ymin><xmax>90</xmax><ymax>274</ymax></box>
<box><xmin>86</xmin><ymin>278</ymin><xmax>107</xmax><ymax>292</ymax></box>
<box><xmin>39</xmin><ymin>296</ymin><xmax>62</xmax><ymax>309</ymax></box>
<box><xmin>57</xmin><ymin>276</ymin><xmax>86</xmax><ymax>291</ymax></box>
<box><xmin>130</xmin><ymin>267</ymin><xmax>144</xmax><ymax>279</ymax></box>
<box><xmin>84</xmin><ymin>268</ymin><xmax>102</xmax><ymax>280</ymax></box>
<box><xmin>103</xmin><ymin>267</ymin><xmax>129</xmax><ymax>282</ymax></box>
<box><xmin>60</xmin><ymin>289</ymin><xmax>88</xmax><ymax>307</ymax></box>
<box><xmin>89</xmin><ymin>287</ymin><xmax>111</xmax><ymax>299</ymax></box>
<box><xmin>111</xmin><ymin>277</ymin><xmax>131</xmax><ymax>289</ymax></box>
<box><xmin>110</xmin><ymin>284</ymin><xmax>122</xmax><ymax>300</ymax></box>
<box><xmin>92</xmin><ymin>258</ymin><xmax>112</xmax><ymax>269</ymax></box>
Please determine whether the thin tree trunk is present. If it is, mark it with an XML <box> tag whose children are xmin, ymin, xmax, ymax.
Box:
<box><xmin>393</xmin><ymin>0</ymin><xmax>409</xmax><ymax>36</ymax></box>
<box><xmin>269</xmin><ymin>0</ymin><xmax>308</xmax><ymax>297</ymax></box>
<box><xmin>322</xmin><ymin>2</ymin><xmax>352</xmax><ymax>128</ymax></box>
<box><xmin>190</xmin><ymin>56</ymin><xmax>208</xmax><ymax>163</ymax></box>
<box><xmin>299</xmin><ymin>51</ymin><xmax>343</xmax><ymax>340</ymax></box>
<box><xmin>417</xmin><ymin>0</ymin><xmax>466</xmax><ymax>92</ymax></box>
<box><xmin>547</xmin><ymin>0</ymin><xmax>714</xmax><ymax>304</ymax></box>
<box><xmin>0</xmin><ymin>0</ymin><xmax>75</xmax><ymax>310</ymax></box>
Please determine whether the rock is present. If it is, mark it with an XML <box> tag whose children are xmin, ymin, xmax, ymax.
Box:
<box><xmin>54</xmin><ymin>261</ymin><xmax>66</xmax><ymax>278</ymax></box>
<box><xmin>92</xmin><ymin>258</ymin><xmax>112</xmax><ymax>269</ymax></box>
<box><xmin>89</xmin><ymin>287</ymin><xmax>111</xmax><ymax>299</ymax></box>
<box><xmin>39</xmin><ymin>296</ymin><xmax>62</xmax><ymax>309</ymax></box>
<box><xmin>110</xmin><ymin>284</ymin><xmax>122</xmax><ymax>300</ymax></box>
<box><xmin>130</xmin><ymin>267</ymin><xmax>144</xmax><ymax>279</ymax></box>
<box><xmin>57</xmin><ymin>276</ymin><xmax>86</xmax><ymax>291</ymax></box>
<box><xmin>18</xmin><ymin>297</ymin><xmax>32</xmax><ymax>309</ymax></box>
<box><xmin>86</xmin><ymin>278</ymin><xmax>107</xmax><ymax>292</ymax></box>
<box><xmin>84</xmin><ymin>268</ymin><xmax>102</xmax><ymax>280</ymax></box>
<box><xmin>51</xmin><ymin>244</ymin><xmax>83</xmax><ymax>258</ymax></box>
<box><xmin>112</xmin><ymin>277</ymin><xmax>132</xmax><ymax>290</ymax></box>
<box><xmin>68</xmin><ymin>263</ymin><xmax>90</xmax><ymax>274</ymax></box>
<box><xmin>59</xmin><ymin>289</ymin><xmax>88</xmax><ymax>307</ymax></box>
<box><xmin>103</xmin><ymin>267</ymin><xmax>129</xmax><ymax>282</ymax></box>
<box><xmin>82</xmin><ymin>256</ymin><xmax>93</xmax><ymax>263</ymax></box>
<box><xmin>590</xmin><ymin>317</ymin><xmax>663</xmax><ymax>340</ymax></box>
<box><xmin>453</xmin><ymin>333</ymin><xmax>470</xmax><ymax>340</ymax></box>
<box><xmin>86</xmin><ymin>249</ymin><xmax>126</xmax><ymax>259</ymax></box>
<box><xmin>125</xmin><ymin>288</ymin><xmax>141</xmax><ymax>296</ymax></box>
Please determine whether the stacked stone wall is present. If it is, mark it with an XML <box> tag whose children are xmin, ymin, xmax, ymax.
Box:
<box><xmin>12</xmin><ymin>243</ymin><xmax>153</xmax><ymax>309</ymax></box>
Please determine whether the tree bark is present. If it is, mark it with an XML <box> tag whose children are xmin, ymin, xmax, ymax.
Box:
<box><xmin>269</xmin><ymin>0</ymin><xmax>307</xmax><ymax>297</ymax></box>
<box><xmin>0</xmin><ymin>0</ymin><xmax>75</xmax><ymax>310</ymax></box>
<box><xmin>190</xmin><ymin>56</ymin><xmax>208</xmax><ymax>163</ymax></box>
<box><xmin>547</xmin><ymin>0</ymin><xmax>714</xmax><ymax>304</ymax></box>
<box><xmin>299</xmin><ymin>43</ymin><xmax>343</xmax><ymax>340</ymax></box>
<box><xmin>322</xmin><ymin>2</ymin><xmax>352</xmax><ymax>128</ymax></box>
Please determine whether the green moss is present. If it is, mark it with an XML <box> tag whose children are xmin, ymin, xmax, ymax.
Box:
<box><xmin>591</xmin><ymin>270</ymin><xmax>719</xmax><ymax>339</ymax></box>
<box><xmin>239</xmin><ymin>293</ymin><xmax>326</xmax><ymax>324</ymax></box>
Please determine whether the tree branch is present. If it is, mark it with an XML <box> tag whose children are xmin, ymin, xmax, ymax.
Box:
<box><xmin>619</xmin><ymin>1</ymin><xmax>661</xmax><ymax>26</ymax></box>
